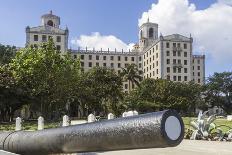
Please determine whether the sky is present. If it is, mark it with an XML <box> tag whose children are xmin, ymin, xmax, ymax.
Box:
<box><xmin>0</xmin><ymin>0</ymin><xmax>231</xmax><ymax>77</ymax></box>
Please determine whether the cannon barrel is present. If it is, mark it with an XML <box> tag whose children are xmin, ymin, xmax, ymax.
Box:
<box><xmin>0</xmin><ymin>110</ymin><xmax>184</xmax><ymax>155</ymax></box>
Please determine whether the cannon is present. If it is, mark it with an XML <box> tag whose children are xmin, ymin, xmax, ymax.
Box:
<box><xmin>0</xmin><ymin>110</ymin><xmax>184</xmax><ymax>155</ymax></box>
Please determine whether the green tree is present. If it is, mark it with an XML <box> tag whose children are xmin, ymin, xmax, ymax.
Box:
<box><xmin>76</xmin><ymin>67</ymin><xmax>123</xmax><ymax>117</ymax></box>
<box><xmin>124</xmin><ymin>78</ymin><xmax>203</xmax><ymax>115</ymax></box>
<box><xmin>0</xmin><ymin>44</ymin><xmax>17</xmax><ymax>65</ymax></box>
<box><xmin>205</xmin><ymin>72</ymin><xmax>232</xmax><ymax>114</ymax></box>
<box><xmin>121</xmin><ymin>64</ymin><xmax>142</xmax><ymax>92</ymax></box>
<box><xmin>9</xmin><ymin>39</ymin><xmax>81</xmax><ymax>119</ymax></box>
<box><xmin>0</xmin><ymin>66</ymin><xmax>29</xmax><ymax>122</ymax></box>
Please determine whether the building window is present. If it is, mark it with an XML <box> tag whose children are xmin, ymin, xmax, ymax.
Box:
<box><xmin>150</xmin><ymin>57</ymin><xmax>151</xmax><ymax>62</ymax></box>
<box><xmin>56</xmin><ymin>36</ymin><xmax>61</xmax><ymax>42</ymax></box>
<box><xmin>173</xmin><ymin>51</ymin><xmax>176</xmax><ymax>56</ymax></box>
<box><xmin>178</xmin><ymin>51</ymin><xmax>181</xmax><ymax>56</ymax></box>
<box><xmin>173</xmin><ymin>67</ymin><xmax>177</xmax><ymax>73</ymax></box>
<box><xmin>167</xmin><ymin>51</ymin><xmax>170</xmax><ymax>56</ymax></box>
<box><xmin>150</xmin><ymin>50</ymin><xmax>151</xmax><ymax>55</ymax></box>
<box><xmin>177</xmin><ymin>43</ymin><xmax>181</xmax><ymax>48</ymax></box>
<box><xmin>96</xmin><ymin>55</ymin><xmax>99</xmax><ymax>60</ymax></box>
<box><xmin>167</xmin><ymin>59</ymin><xmax>170</xmax><ymax>64</ymax></box>
<box><xmin>198</xmin><ymin>66</ymin><xmax>200</xmax><ymax>70</ymax></box>
<box><xmin>89</xmin><ymin>55</ymin><xmax>92</xmax><ymax>60</ymax></box>
<box><xmin>81</xmin><ymin>62</ymin><xmax>84</xmax><ymax>67</ymax></box>
<box><xmin>167</xmin><ymin>67</ymin><xmax>170</xmax><ymax>73</ymax></box>
<box><xmin>198</xmin><ymin>72</ymin><xmax>200</xmax><ymax>76</ymax></box>
<box><xmin>156</xmin><ymin>61</ymin><xmax>158</xmax><ymax>66</ymax></box>
<box><xmin>167</xmin><ymin>75</ymin><xmax>170</xmax><ymax>80</ymax></box>
<box><xmin>146</xmin><ymin>52</ymin><xmax>148</xmax><ymax>57</ymax></box>
<box><xmin>153</xmin><ymin>63</ymin><xmax>155</xmax><ymax>68</ymax></box>
<box><xmin>198</xmin><ymin>79</ymin><xmax>201</xmax><ymax>83</ymax></box>
<box><xmin>139</xmin><ymin>63</ymin><xmax>142</xmax><ymax>68</ymax></box>
<box><xmin>178</xmin><ymin>76</ymin><xmax>181</xmax><ymax>81</ymax></box>
<box><xmin>118</xmin><ymin>70</ymin><xmax>121</xmax><ymax>74</ymax></box>
<box><xmin>34</xmin><ymin>35</ymin><xmax>38</xmax><ymax>41</ymax></box>
<box><xmin>156</xmin><ymin>45</ymin><xmax>158</xmax><ymax>50</ymax></box>
<box><xmin>89</xmin><ymin>62</ymin><xmax>92</xmax><ymax>67</ymax></box>
<box><xmin>156</xmin><ymin>53</ymin><xmax>158</xmax><ymax>58</ymax></box>
<box><xmin>144</xmin><ymin>55</ymin><xmax>145</xmax><ymax>59</ymax></box>
<box><xmin>81</xmin><ymin>55</ymin><xmax>84</xmax><ymax>60</ymax></box>
<box><xmin>111</xmin><ymin>63</ymin><xmax>114</xmax><ymax>68</ymax></box>
<box><xmin>153</xmin><ymin>55</ymin><xmax>155</xmax><ymax>60</ymax></box>
<box><xmin>193</xmin><ymin>66</ymin><xmax>195</xmax><ymax>70</ymax></box>
<box><xmin>184</xmin><ymin>52</ymin><xmax>187</xmax><ymax>57</ymax></box>
<box><xmin>198</xmin><ymin>60</ymin><xmax>200</xmax><ymax>64</ymax></box>
<box><xmin>178</xmin><ymin>68</ymin><xmax>181</xmax><ymax>73</ymax></box>
<box><xmin>149</xmin><ymin>28</ymin><xmax>154</xmax><ymax>38</ymax></box>
<box><xmin>42</xmin><ymin>35</ymin><xmax>47</xmax><ymax>42</ymax></box>
<box><xmin>131</xmin><ymin>57</ymin><xmax>135</xmax><ymax>61</ymax></box>
<box><xmin>173</xmin><ymin>59</ymin><xmax>177</xmax><ymax>64</ymax></box>
<box><xmin>110</xmin><ymin>56</ymin><xmax>114</xmax><ymax>60</ymax></box>
<box><xmin>173</xmin><ymin>43</ymin><xmax>176</xmax><ymax>47</ymax></box>
<box><xmin>178</xmin><ymin>59</ymin><xmax>181</xmax><ymax>64</ymax></box>
<box><xmin>118</xmin><ymin>63</ymin><xmax>121</xmax><ymax>68</ymax></box>
<box><xmin>156</xmin><ymin>69</ymin><xmax>158</xmax><ymax>74</ymax></box>
<box><xmin>184</xmin><ymin>76</ymin><xmax>188</xmax><ymax>81</ymax></box>
<box><xmin>96</xmin><ymin>62</ymin><xmax>99</xmax><ymax>66</ymax></box>
<box><xmin>103</xmin><ymin>56</ymin><xmax>106</xmax><ymax>60</ymax></box>
<box><xmin>173</xmin><ymin>76</ymin><xmax>177</xmax><ymax>81</ymax></box>
<box><xmin>125</xmin><ymin>63</ymin><xmax>129</xmax><ymax>67</ymax></box>
<box><xmin>184</xmin><ymin>60</ymin><xmax>187</xmax><ymax>65</ymax></box>
<box><xmin>166</xmin><ymin>42</ymin><xmax>170</xmax><ymax>48</ymax></box>
<box><xmin>56</xmin><ymin>45</ymin><xmax>61</xmax><ymax>51</ymax></box>
<box><xmin>184</xmin><ymin>43</ymin><xmax>187</xmax><ymax>49</ymax></box>
<box><xmin>139</xmin><ymin>56</ymin><xmax>141</xmax><ymax>61</ymax></box>
<box><xmin>184</xmin><ymin>68</ymin><xmax>187</xmax><ymax>73</ymax></box>
<box><xmin>125</xmin><ymin>57</ymin><xmax>128</xmax><ymax>61</ymax></box>
<box><xmin>103</xmin><ymin>63</ymin><xmax>106</xmax><ymax>67</ymax></box>
<box><xmin>118</xmin><ymin>56</ymin><xmax>121</xmax><ymax>61</ymax></box>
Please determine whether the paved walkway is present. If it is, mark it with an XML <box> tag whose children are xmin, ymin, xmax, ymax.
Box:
<box><xmin>80</xmin><ymin>140</ymin><xmax>232</xmax><ymax>155</ymax></box>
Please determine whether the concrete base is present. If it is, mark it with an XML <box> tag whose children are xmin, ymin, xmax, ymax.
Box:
<box><xmin>77</xmin><ymin>140</ymin><xmax>232</xmax><ymax>155</ymax></box>
<box><xmin>0</xmin><ymin>150</ymin><xmax>18</xmax><ymax>155</ymax></box>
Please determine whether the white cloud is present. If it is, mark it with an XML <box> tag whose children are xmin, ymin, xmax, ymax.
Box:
<box><xmin>71</xmin><ymin>32</ymin><xmax>134</xmax><ymax>52</ymax></box>
<box><xmin>139</xmin><ymin>0</ymin><xmax>232</xmax><ymax>65</ymax></box>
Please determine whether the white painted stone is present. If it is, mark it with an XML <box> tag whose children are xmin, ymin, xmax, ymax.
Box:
<box><xmin>15</xmin><ymin>117</ymin><xmax>22</xmax><ymax>131</ymax></box>
<box><xmin>38</xmin><ymin>116</ymin><xmax>44</xmax><ymax>130</ymax></box>
<box><xmin>227</xmin><ymin>115</ymin><xmax>232</xmax><ymax>121</ymax></box>
<box><xmin>122</xmin><ymin>112</ymin><xmax>127</xmax><ymax>117</ymax></box>
<box><xmin>62</xmin><ymin>115</ymin><xmax>70</xmax><ymax>127</ymax></box>
<box><xmin>108</xmin><ymin>113</ymin><xmax>115</xmax><ymax>120</ymax></box>
<box><xmin>165</xmin><ymin>116</ymin><xmax>181</xmax><ymax>140</ymax></box>
<box><xmin>133</xmin><ymin>111</ymin><xmax>138</xmax><ymax>116</ymax></box>
<box><xmin>126</xmin><ymin>111</ymin><xmax>134</xmax><ymax>117</ymax></box>
<box><xmin>88</xmin><ymin>114</ymin><xmax>96</xmax><ymax>123</ymax></box>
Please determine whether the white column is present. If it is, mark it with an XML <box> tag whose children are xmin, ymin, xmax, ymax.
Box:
<box><xmin>62</xmin><ymin>115</ymin><xmax>70</xmax><ymax>127</ymax></box>
<box><xmin>15</xmin><ymin>117</ymin><xmax>22</xmax><ymax>131</ymax></box>
<box><xmin>88</xmin><ymin>114</ymin><xmax>96</xmax><ymax>123</ymax></box>
<box><xmin>38</xmin><ymin>116</ymin><xmax>44</xmax><ymax>130</ymax></box>
<box><xmin>108</xmin><ymin>113</ymin><xmax>115</xmax><ymax>120</ymax></box>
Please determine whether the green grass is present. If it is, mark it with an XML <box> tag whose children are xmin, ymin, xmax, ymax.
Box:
<box><xmin>183</xmin><ymin>117</ymin><xmax>232</xmax><ymax>133</ymax></box>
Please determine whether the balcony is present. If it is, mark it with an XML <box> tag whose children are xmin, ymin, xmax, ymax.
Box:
<box><xmin>173</xmin><ymin>47</ymin><xmax>182</xmax><ymax>52</ymax></box>
<box><xmin>173</xmin><ymin>63</ymin><xmax>183</xmax><ymax>68</ymax></box>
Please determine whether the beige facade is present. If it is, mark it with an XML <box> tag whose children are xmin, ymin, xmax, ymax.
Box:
<box><xmin>25</xmin><ymin>12</ymin><xmax>206</xmax><ymax>91</ymax></box>
<box><xmin>26</xmin><ymin>11</ymin><xmax>69</xmax><ymax>53</ymax></box>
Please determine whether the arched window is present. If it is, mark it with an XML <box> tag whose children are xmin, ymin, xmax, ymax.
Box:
<box><xmin>47</xmin><ymin>20</ymin><xmax>54</xmax><ymax>27</ymax></box>
<box><xmin>140</xmin><ymin>30</ymin><xmax>143</xmax><ymax>38</ymax></box>
<box><xmin>149</xmin><ymin>28</ymin><xmax>154</xmax><ymax>38</ymax></box>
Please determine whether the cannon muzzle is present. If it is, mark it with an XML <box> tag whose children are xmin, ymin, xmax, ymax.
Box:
<box><xmin>0</xmin><ymin>110</ymin><xmax>184</xmax><ymax>155</ymax></box>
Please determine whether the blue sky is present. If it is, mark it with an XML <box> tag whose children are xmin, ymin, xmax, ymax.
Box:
<box><xmin>0</xmin><ymin>0</ymin><xmax>231</xmax><ymax>77</ymax></box>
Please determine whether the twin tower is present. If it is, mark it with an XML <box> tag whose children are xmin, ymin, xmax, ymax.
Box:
<box><xmin>139</xmin><ymin>19</ymin><xmax>159</xmax><ymax>51</ymax></box>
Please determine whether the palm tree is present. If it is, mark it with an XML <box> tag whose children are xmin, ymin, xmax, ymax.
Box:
<box><xmin>121</xmin><ymin>64</ymin><xmax>143</xmax><ymax>92</ymax></box>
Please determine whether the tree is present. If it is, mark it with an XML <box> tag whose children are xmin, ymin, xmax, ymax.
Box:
<box><xmin>0</xmin><ymin>44</ymin><xmax>17</xmax><ymax>65</ymax></box>
<box><xmin>0</xmin><ymin>66</ymin><xmax>29</xmax><ymax>122</ymax></box>
<box><xmin>9</xmin><ymin>39</ymin><xmax>81</xmax><ymax>119</ymax></box>
<box><xmin>75</xmin><ymin>67</ymin><xmax>124</xmax><ymax>117</ymax></box>
<box><xmin>124</xmin><ymin>78</ymin><xmax>203</xmax><ymax>115</ymax></box>
<box><xmin>121</xmin><ymin>64</ymin><xmax>142</xmax><ymax>92</ymax></box>
<box><xmin>205</xmin><ymin>72</ymin><xmax>232</xmax><ymax>114</ymax></box>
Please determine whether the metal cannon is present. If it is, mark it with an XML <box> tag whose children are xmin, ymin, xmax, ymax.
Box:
<box><xmin>0</xmin><ymin>110</ymin><xmax>184</xmax><ymax>155</ymax></box>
